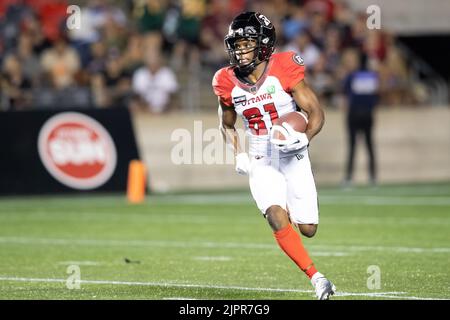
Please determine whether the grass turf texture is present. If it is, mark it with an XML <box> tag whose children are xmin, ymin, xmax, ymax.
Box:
<box><xmin>0</xmin><ymin>183</ymin><xmax>449</xmax><ymax>300</ymax></box>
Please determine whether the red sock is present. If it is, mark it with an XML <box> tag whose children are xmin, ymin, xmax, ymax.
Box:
<box><xmin>274</xmin><ymin>224</ymin><xmax>318</xmax><ymax>279</ymax></box>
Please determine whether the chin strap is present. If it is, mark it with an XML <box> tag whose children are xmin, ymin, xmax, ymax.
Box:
<box><xmin>237</xmin><ymin>59</ymin><xmax>263</xmax><ymax>76</ymax></box>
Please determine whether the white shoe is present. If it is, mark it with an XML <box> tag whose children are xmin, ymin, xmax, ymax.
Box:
<box><xmin>311</xmin><ymin>272</ymin><xmax>336</xmax><ymax>300</ymax></box>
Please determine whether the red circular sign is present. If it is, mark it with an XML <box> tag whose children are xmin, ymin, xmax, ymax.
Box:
<box><xmin>38</xmin><ymin>112</ymin><xmax>117</xmax><ymax>190</ymax></box>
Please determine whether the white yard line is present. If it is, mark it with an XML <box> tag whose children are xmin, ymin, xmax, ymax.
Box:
<box><xmin>1</xmin><ymin>191</ymin><xmax>450</xmax><ymax>208</ymax></box>
<box><xmin>0</xmin><ymin>236</ymin><xmax>449</xmax><ymax>254</ymax></box>
<box><xmin>309</xmin><ymin>251</ymin><xmax>351</xmax><ymax>257</ymax></box>
<box><xmin>56</xmin><ymin>261</ymin><xmax>103</xmax><ymax>266</ymax></box>
<box><xmin>148</xmin><ymin>195</ymin><xmax>450</xmax><ymax>206</ymax></box>
<box><xmin>162</xmin><ymin>297</ymin><xmax>198</xmax><ymax>300</ymax></box>
<box><xmin>320</xmin><ymin>195</ymin><xmax>450</xmax><ymax>206</ymax></box>
<box><xmin>0</xmin><ymin>276</ymin><xmax>446</xmax><ymax>300</ymax></box>
<box><xmin>0</xmin><ymin>236</ymin><xmax>276</xmax><ymax>249</ymax></box>
<box><xmin>142</xmin><ymin>194</ymin><xmax>450</xmax><ymax>206</ymax></box>
<box><xmin>193</xmin><ymin>256</ymin><xmax>233</xmax><ymax>261</ymax></box>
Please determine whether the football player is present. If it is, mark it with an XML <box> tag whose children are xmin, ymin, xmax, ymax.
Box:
<box><xmin>212</xmin><ymin>12</ymin><xmax>336</xmax><ymax>300</ymax></box>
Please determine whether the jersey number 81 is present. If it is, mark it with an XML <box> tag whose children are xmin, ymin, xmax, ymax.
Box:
<box><xmin>243</xmin><ymin>103</ymin><xmax>279</xmax><ymax>135</ymax></box>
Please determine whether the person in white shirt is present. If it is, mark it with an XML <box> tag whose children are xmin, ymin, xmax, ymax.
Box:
<box><xmin>131</xmin><ymin>51</ymin><xmax>178</xmax><ymax>113</ymax></box>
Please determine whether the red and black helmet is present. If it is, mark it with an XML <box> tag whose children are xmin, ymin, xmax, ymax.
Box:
<box><xmin>224</xmin><ymin>12</ymin><xmax>276</xmax><ymax>74</ymax></box>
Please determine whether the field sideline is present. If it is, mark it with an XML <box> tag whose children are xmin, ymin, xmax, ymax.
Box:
<box><xmin>0</xmin><ymin>183</ymin><xmax>449</xmax><ymax>300</ymax></box>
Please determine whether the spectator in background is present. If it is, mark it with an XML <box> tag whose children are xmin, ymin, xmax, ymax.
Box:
<box><xmin>121</xmin><ymin>32</ymin><xmax>144</xmax><ymax>74</ymax></box>
<box><xmin>20</xmin><ymin>10</ymin><xmax>51</xmax><ymax>56</ymax></box>
<box><xmin>87</xmin><ymin>41</ymin><xmax>108</xmax><ymax>75</ymax></box>
<box><xmin>135</xmin><ymin>0</ymin><xmax>168</xmax><ymax>35</ymax></box>
<box><xmin>349</xmin><ymin>12</ymin><xmax>368</xmax><ymax>49</ymax></box>
<box><xmin>378</xmin><ymin>45</ymin><xmax>410</xmax><ymax>106</ymax></box>
<box><xmin>309</xmin><ymin>53</ymin><xmax>335</xmax><ymax>106</ymax></box>
<box><xmin>101</xmin><ymin>7</ymin><xmax>128</xmax><ymax>57</ymax></box>
<box><xmin>169</xmin><ymin>0</ymin><xmax>206</xmax><ymax>71</ymax></box>
<box><xmin>0</xmin><ymin>54</ymin><xmax>32</xmax><ymax>110</ymax></box>
<box><xmin>30</xmin><ymin>0</ymin><xmax>68</xmax><ymax>42</ymax></box>
<box><xmin>67</xmin><ymin>1</ymin><xmax>101</xmax><ymax>45</ymax></box>
<box><xmin>308</xmin><ymin>11</ymin><xmax>327</xmax><ymax>48</ymax></box>
<box><xmin>91</xmin><ymin>53</ymin><xmax>132</xmax><ymax>108</ymax></box>
<box><xmin>304</xmin><ymin>0</ymin><xmax>335</xmax><ymax>22</ymax></box>
<box><xmin>284</xmin><ymin>30</ymin><xmax>321</xmax><ymax>68</ymax></box>
<box><xmin>40</xmin><ymin>35</ymin><xmax>81</xmax><ymax>89</ymax></box>
<box><xmin>131</xmin><ymin>50</ymin><xmax>178</xmax><ymax>113</ymax></box>
<box><xmin>199</xmin><ymin>25</ymin><xmax>228</xmax><ymax>70</ymax></box>
<box><xmin>342</xmin><ymin>51</ymin><xmax>379</xmax><ymax>187</ymax></box>
<box><xmin>322</xmin><ymin>27</ymin><xmax>341</xmax><ymax>72</ymax></box>
<box><xmin>14</xmin><ymin>32</ymin><xmax>42</xmax><ymax>86</ymax></box>
<box><xmin>199</xmin><ymin>0</ymin><xmax>237</xmax><ymax>70</ymax></box>
<box><xmin>364</xmin><ymin>30</ymin><xmax>386</xmax><ymax>66</ymax></box>
<box><xmin>133</xmin><ymin>0</ymin><xmax>166</xmax><ymax>55</ymax></box>
<box><xmin>0</xmin><ymin>1</ymin><xmax>35</xmax><ymax>53</ymax></box>
<box><xmin>68</xmin><ymin>0</ymin><xmax>128</xmax><ymax>67</ymax></box>
<box><xmin>281</xmin><ymin>5</ymin><xmax>308</xmax><ymax>43</ymax></box>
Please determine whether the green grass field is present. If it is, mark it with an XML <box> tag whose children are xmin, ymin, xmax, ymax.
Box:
<box><xmin>0</xmin><ymin>183</ymin><xmax>449</xmax><ymax>300</ymax></box>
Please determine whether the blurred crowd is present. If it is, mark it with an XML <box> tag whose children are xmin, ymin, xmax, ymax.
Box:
<box><xmin>0</xmin><ymin>0</ymin><xmax>423</xmax><ymax>112</ymax></box>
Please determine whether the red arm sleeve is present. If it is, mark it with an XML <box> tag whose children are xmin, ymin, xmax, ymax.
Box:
<box><xmin>212</xmin><ymin>68</ymin><xmax>234</xmax><ymax>107</ymax></box>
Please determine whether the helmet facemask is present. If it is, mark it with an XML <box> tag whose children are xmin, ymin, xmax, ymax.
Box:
<box><xmin>225</xmin><ymin>36</ymin><xmax>262</xmax><ymax>75</ymax></box>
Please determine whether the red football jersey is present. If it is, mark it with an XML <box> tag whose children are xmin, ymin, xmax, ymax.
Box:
<box><xmin>213</xmin><ymin>51</ymin><xmax>305</xmax><ymax>134</ymax></box>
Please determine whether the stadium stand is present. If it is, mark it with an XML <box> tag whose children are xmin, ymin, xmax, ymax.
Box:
<box><xmin>1</xmin><ymin>0</ymin><xmax>448</xmax><ymax>112</ymax></box>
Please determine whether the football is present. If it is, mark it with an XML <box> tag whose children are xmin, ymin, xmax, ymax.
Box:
<box><xmin>271</xmin><ymin>111</ymin><xmax>308</xmax><ymax>140</ymax></box>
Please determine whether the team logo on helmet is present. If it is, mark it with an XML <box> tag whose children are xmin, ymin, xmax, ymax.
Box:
<box><xmin>256</xmin><ymin>14</ymin><xmax>273</xmax><ymax>28</ymax></box>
